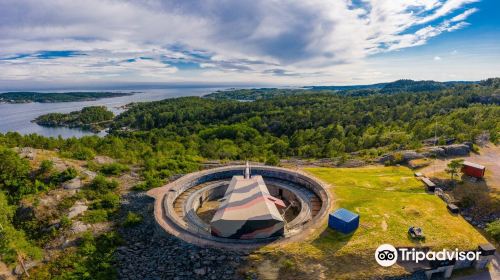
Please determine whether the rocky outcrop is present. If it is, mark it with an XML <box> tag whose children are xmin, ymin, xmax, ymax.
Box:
<box><xmin>116</xmin><ymin>192</ymin><xmax>247</xmax><ymax>280</ymax></box>
<box><xmin>70</xmin><ymin>221</ymin><xmax>89</xmax><ymax>234</ymax></box>
<box><xmin>68</xmin><ymin>201</ymin><xmax>88</xmax><ymax>219</ymax></box>
<box><xmin>401</xmin><ymin>151</ymin><xmax>424</xmax><ymax>161</ymax></box>
<box><xmin>63</xmin><ymin>178</ymin><xmax>82</xmax><ymax>190</ymax></box>
<box><xmin>442</xmin><ymin>144</ymin><xmax>470</xmax><ymax>156</ymax></box>
<box><xmin>421</xmin><ymin>147</ymin><xmax>446</xmax><ymax>157</ymax></box>
<box><xmin>379</xmin><ymin>143</ymin><xmax>471</xmax><ymax>163</ymax></box>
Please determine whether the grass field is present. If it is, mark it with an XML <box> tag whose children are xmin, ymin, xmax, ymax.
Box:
<box><xmin>250</xmin><ymin>166</ymin><xmax>488</xmax><ymax>279</ymax></box>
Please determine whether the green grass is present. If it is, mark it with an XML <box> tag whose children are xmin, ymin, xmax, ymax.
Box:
<box><xmin>256</xmin><ymin>166</ymin><xmax>488</xmax><ymax>279</ymax></box>
<box><xmin>307</xmin><ymin>166</ymin><xmax>486</xmax><ymax>251</ymax></box>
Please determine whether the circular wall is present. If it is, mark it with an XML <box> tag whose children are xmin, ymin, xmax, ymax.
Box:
<box><xmin>147</xmin><ymin>165</ymin><xmax>331</xmax><ymax>249</ymax></box>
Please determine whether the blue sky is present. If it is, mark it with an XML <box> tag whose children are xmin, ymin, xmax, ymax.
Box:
<box><xmin>0</xmin><ymin>0</ymin><xmax>499</xmax><ymax>89</ymax></box>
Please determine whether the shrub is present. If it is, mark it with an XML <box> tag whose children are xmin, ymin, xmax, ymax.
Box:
<box><xmin>96</xmin><ymin>192</ymin><xmax>120</xmax><ymax>209</ymax></box>
<box><xmin>485</xmin><ymin>220</ymin><xmax>500</xmax><ymax>242</ymax></box>
<box><xmin>71</xmin><ymin>147</ymin><xmax>95</xmax><ymax>160</ymax></box>
<box><xmin>87</xmin><ymin>175</ymin><xmax>118</xmax><ymax>193</ymax></box>
<box><xmin>100</xmin><ymin>163</ymin><xmax>130</xmax><ymax>176</ymax></box>
<box><xmin>39</xmin><ymin>160</ymin><xmax>54</xmax><ymax>174</ymax></box>
<box><xmin>51</xmin><ymin>167</ymin><xmax>78</xmax><ymax>184</ymax></box>
<box><xmin>265</xmin><ymin>154</ymin><xmax>280</xmax><ymax>166</ymax></box>
<box><xmin>81</xmin><ymin>209</ymin><xmax>109</xmax><ymax>224</ymax></box>
<box><xmin>123</xmin><ymin>211</ymin><xmax>143</xmax><ymax>227</ymax></box>
<box><xmin>59</xmin><ymin>216</ymin><xmax>72</xmax><ymax>230</ymax></box>
<box><xmin>281</xmin><ymin>259</ymin><xmax>295</xmax><ymax>270</ymax></box>
<box><xmin>131</xmin><ymin>182</ymin><xmax>148</xmax><ymax>192</ymax></box>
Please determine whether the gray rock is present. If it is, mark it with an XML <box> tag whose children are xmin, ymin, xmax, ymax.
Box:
<box><xmin>63</xmin><ymin>178</ymin><xmax>82</xmax><ymax>190</ymax></box>
<box><xmin>81</xmin><ymin>170</ymin><xmax>97</xmax><ymax>180</ymax></box>
<box><xmin>68</xmin><ymin>201</ymin><xmax>88</xmax><ymax>219</ymax></box>
<box><xmin>442</xmin><ymin>144</ymin><xmax>470</xmax><ymax>156</ymax></box>
<box><xmin>194</xmin><ymin>267</ymin><xmax>207</xmax><ymax>276</ymax></box>
<box><xmin>422</xmin><ymin>147</ymin><xmax>446</xmax><ymax>157</ymax></box>
<box><xmin>70</xmin><ymin>221</ymin><xmax>89</xmax><ymax>234</ymax></box>
<box><xmin>401</xmin><ymin>150</ymin><xmax>423</xmax><ymax>161</ymax></box>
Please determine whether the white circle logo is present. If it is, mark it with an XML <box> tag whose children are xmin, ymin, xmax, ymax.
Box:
<box><xmin>375</xmin><ymin>244</ymin><xmax>398</xmax><ymax>267</ymax></box>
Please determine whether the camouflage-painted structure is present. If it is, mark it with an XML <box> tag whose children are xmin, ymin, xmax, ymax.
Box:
<box><xmin>210</xmin><ymin>163</ymin><xmax>285</xmax><ymax>239</ymax></box>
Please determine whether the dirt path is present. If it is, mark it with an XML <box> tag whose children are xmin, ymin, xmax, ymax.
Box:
<box><xmin>419</xmin><ymin>144</ymin><xmax>500</xmax><ymax>191</ymax></box>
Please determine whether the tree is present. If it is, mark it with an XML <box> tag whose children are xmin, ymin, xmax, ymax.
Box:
<box><xmin>0</xmin><ymin>147</ymin><xmax>34</xmax><ymax>199</ymax></box>
<box><xmin>446</xmin><ymin>159</ymin><xmax>464</xmax><ymax>182</ymax></box>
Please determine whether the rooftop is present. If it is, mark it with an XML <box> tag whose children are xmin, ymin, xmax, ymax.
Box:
<box><xmin>462</xmin><ymin>161</ymin><xmax>486</xmax><ymax>170</ymax></box>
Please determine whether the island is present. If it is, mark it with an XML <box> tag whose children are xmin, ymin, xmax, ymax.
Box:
<box><xmin>0</xmin><ymin>91</ymin><xmax>134</xmax><ymax>103</ymax></box>
<box><xmin>33</xmin><ymin>106</ymin><xmax>114</xmax><ymax>132</ymax></box>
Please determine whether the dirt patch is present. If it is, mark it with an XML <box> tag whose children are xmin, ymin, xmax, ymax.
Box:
<box><xmin>381</xmin><ymin>219</ymin><xmax>388</xmax><ymax>231</ymax></box>
<box><xmin>257</xmin><ymin>259</ymin><xmax>280</xmax><ymax>280</ymax></box>
<box><xmin>0</xmin><ymin>261</ymin><xmax>15</xmax><ymax>280</ymax></box>
<box><xmin>420</xmin><ymin>144</ymin><xmax>500</xmax><ymax>192</ymax></box>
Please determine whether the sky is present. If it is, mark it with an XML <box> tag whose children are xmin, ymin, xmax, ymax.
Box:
<box><xmin>0</xmin><ymin>0</ymin><xmax>499</xmax><ymax>90</ymax></box>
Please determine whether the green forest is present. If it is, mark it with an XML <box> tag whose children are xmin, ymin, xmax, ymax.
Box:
<box><xmin>0</xmin><ymin>79</ymin><xmax>498</xmax><ymax>191</ymax></box>
<box><xmin>33</xmin><ymin>106</ymin><xmax>115</xmax><ymax>132</ymax></box>
<box><xmin>0</xmin><ymin>91</ymin><xmax>132</xmax><ymax>103</ymax></box>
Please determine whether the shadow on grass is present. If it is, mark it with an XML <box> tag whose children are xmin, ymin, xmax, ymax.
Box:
<box><xmin>310</xmin><ymin>227</ymin><xmax>355</xmax><ymax>253</ymax></box>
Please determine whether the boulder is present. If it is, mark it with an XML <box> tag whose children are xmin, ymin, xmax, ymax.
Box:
<box><xmin>63</xmin><ymin>178</ymin><xmax>82</xmax><ymax>190</ymax></box>
<box><xmin>422</xmin><ymin>147</ymin><xmax>446</xmax><ymax>157</ymax></box>
<box><xmin>68</xmin><ymin>201</ymin><xmax>88</xmax><ymax>219</ymax></box>
<box><xmin>81</xmin><ymin>170</ymin><xmax>97</xmax><ymax>180</ymax></box>
<box><xmin>401</xmin><ymin>150</ymin><xmax>423</xmax><ymax>161</ymax></box>
<box><xmin>378</xmin><ymin>154</ymin><xmax>394</xmax><ymax>163</ymax></box>
<box><xmin>442</xmin><ymin>144</ymin><xmax>470</xmax><ymax>156</ymax></box>
<box><xmin>70</xmin><ymin>221</ymin><xmax>89</xmax><ymax>234</ymax></box>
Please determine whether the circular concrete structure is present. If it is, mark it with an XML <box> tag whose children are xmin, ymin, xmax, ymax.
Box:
<box><xmin>147</xmin><ymin>165</ymin><xmax>332</xmax><ymax>249</ymax></box>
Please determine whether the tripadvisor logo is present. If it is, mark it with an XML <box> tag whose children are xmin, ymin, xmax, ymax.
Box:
<box><xmin>375</xmin><ymin>244</ymin><xmax>398</xmax><ymax>267</ymax></box>
<box><xmin>375</xmin><ymin>244</ymin><xmax>482</xmax><ymax>267</ymax></box>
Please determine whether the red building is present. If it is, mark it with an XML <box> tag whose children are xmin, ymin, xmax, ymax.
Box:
<box><xmin>461</xmin><ymin>161</ymin><xmax>486</xmax><ymax>178</ymax></box>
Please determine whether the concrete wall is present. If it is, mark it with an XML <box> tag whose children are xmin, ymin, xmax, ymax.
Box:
<box><xmin>153</xmin><ymin>165</ymin><xmax>331</xmax><ymax>246</ymax></box>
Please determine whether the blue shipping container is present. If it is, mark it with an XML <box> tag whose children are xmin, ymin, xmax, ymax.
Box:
<box><xmin>328</xmin><ymin>208</ymin><xmax>359</xmax><ymax>234</ymax></box>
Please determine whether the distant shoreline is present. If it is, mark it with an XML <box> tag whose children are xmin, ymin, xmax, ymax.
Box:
<box><xmin>0</xmin><ymin>91</ymin><xmax>137</xmax><ymax>104</ymax></box>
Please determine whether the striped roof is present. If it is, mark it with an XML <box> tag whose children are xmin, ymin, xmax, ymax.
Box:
<box><xmin>212</xmin><ymin>175</ymin><xmax>284</xmax><ymax>222</ymax></box>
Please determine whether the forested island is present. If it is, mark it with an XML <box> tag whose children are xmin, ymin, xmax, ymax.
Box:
<box><xmin>205</xmin><ymin>88</ymin><xmax>307</xmax><ymax>100</ymax></box>
<box><xmin>0</xmin><ymin>91</ymin><xmax>133</xmax><ymax>103</ymax></box>
<box><xmin>33</xmin><ymin>106</ymin><xmax>114</xmax><ymax>132</ymax></box>
<box><xmin>206</xmin><ymin>79</ymin><xmax>482</xmax><ymax>100</ymax></box>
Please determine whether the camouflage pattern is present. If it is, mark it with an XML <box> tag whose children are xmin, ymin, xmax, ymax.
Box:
<box><xmin>210</xmin><ymin>169</ymin><xmax>285</xmax><ymax>239</ymax></box>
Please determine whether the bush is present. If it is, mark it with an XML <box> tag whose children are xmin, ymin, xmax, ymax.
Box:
<box><xmin>100</xmin><ymin>163</ymin><xmax>130</xmax><ymax>176</ymax></box>
<box><xmin>59</xmin><ymin>216</ymin><xmax>72</xmax><ymax>230</ymax></box>
<box><xmin>96</xmin><ymin>192</ymin><xmax>120</xmax><ymax>209</ymax></box>
<box><xmin>485</xmin><ymin>220</ymin><xmax>500</xmax><ymax>242</ymax></box>
<box><xmin>265</xmin><ymin>154</ymin><xmax>280</xmax><ymax>166</ymax></box>
<box><xmin>51</xmin><ymin>167</ymin><xmax>78</xmax><ymax>184</ymax></box>
<box><xmin>71</xmin><ymin>147</ymin><xmax>95</xmax><ymax>160</ymax></box>
<box><xmin>131</xmin><ymin>182</ymin><xmax>149</xmax><ymax>192</ymax></box>
<box><xmin>81</xmin><ymin>209</ymin><xmax>109</xmax><ymax>224</ymax></box>
<box><xmin>123</xmin><ymin>211</ymin><xmax>143</xmax><ymax>227</ymax></box>
<box><xmin>87</xmin><ymin>175</ymin><xmax>118</xmax><ymax>193</ymax></box>
<box><xmin>39</xmin><ymin>160</ymin><xmax>54</xmax><ymax>174</ymax></box>
<box><xmin>29</xmin><ymin>231</ymin><xmax>122</xmax><ymax>279</ymax></box>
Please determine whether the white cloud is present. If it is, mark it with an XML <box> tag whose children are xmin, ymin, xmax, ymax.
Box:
<box><xmin>434</xmin><ymin>56</ymin><xmax>442</xmax><ymax>60</ymax></box>
<box><xmin>0</xmin><ymin>0</ymin><xmax>482</xmax><ymax>85</ymax></box>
